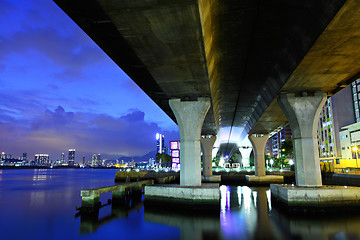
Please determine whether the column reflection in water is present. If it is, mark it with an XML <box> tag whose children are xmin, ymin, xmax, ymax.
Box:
<box><xmin>220</xmin><ymin>185</ymin><xmax>280</xmax><ymax>240</ymax></box>
<box><xmin>144</xmin><ymin>206</ymin><xmax>220</xmax><ymax>240</ymax></box>
<box><xmin>78</xmin><ymin>190</ymin><xmax>143</xmax><ymax>234</ymax></box>
<box><xmin>144</xmin><ymin>185</ymin><xmax>360</xmax><ymax>240</ymax></box>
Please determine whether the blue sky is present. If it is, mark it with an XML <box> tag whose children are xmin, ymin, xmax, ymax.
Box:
<box><xmin>0</xmin><ymin>0</ymin><xmax>179</xmax><ymax>161</ymax></box>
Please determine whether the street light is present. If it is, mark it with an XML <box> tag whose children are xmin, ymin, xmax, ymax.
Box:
<box><xmin>270</xmin><ymin>159</ymin><xmax>274</xmax><ymax>169</ymax></box>
<box><xmin>352</xmin><ymin>146</ymin><xmax>359</xmax><ymax>168</ymax></box>
<box><xmin>352</xmin><ymin>146</ymin><xmax>358</xmax><ymax>159</ymax></box>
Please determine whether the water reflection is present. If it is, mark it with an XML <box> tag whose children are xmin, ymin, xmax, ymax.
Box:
<box><xmin>220</xmin><ymin>186</ymin><xmax>278</xmax><ymax>240</ymax></box>
<box><xmin>144</xmin><ymin>208</ymin><xmax>221</xmax><ymax>240</ymax></box>
<box><xmin>32</xmin><ymin>169</ymin><xmax>49</xmax><ymax>181</ymax></box>
<box><xmin>78</xmin><ymin>190</ymin><xmax>143</xmax><ymax>234</ymax></box>
<box><xmin>144</xmin><ymin>185</ymin><xmax>360</xmax><ymax>240</ymax></box>
<box><xmin>271</xmin><ymin>207</ymin><xmax>360</xmax><ymax>239</ymax></box>
<box><xmin>2</xmin><ymin>169</ymin><xmax>360</xmax><ymax>240</ymax></box>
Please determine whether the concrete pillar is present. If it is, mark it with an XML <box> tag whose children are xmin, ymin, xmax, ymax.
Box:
<box><xmin>239</xmin><ymin>135</ymin><xmax>253</xmax><ymax>168</ymax></box>
<box><xmin>249</xmin><ymin>134</ymin><xmax>269</xmax><ymax>177</ymax></box>
<box><xmin>278</xmin><ymin>92</ymin><xmax>326</xmax><ymax>187</ymax></box>
<box><xmin>239</xmin><ymin>147</ymin><xmax>252</xmax><ymax>168</ymax></box>
<box><xmin>169</xmin><ymin>98</ymin><xmax>211</xmax><ymax>186</ymax></box>
<box><xmin>201</xmin><ymin>135</ymin><xmax>216</xmax><ymax>177</ymax></box>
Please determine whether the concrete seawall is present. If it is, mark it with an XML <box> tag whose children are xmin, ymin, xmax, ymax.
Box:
<box><xmin>114</xmin><ymin>170</ymin><xmax>295</xmax><ymax>185</ymax></box>
<box><xmin>322</xmin><ymin>173</ymin><xmax>360</xmax><ymax>187</ymax></box>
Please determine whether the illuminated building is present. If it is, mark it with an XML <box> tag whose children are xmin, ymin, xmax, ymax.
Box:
<box><xmin>60</xmin><ymin>153</ymin><xmax>65</xmax><ymax>164</ymax></box>
<box><xmin>267</xmin><ymin>125</ymin><xmax>292</xmax><ymax>158</ymax></box>
<box><xmin>339</xmin><ymin>122</ymin><xmax>360</xmax><ymax>159</ymax></box>
<box><xmin>170</xmin><ymin>141</ymin><xmax>180</xmax><ymax>171</ymax></box>
<box><xmin>317</xmin><ymin>85</ymin><xmax>354</xmax><ymax>158</ymax></box>
<box><xmin>68</xmin><ymin>149</ymin><xmax>75</xmax><ymax>166</ymax></box>
<box><xmin>91</xmin><ymin>154</ymin><xmax>101</xmax><ymax>167</ymax></box>
<box><xmin>156</xmin><ymin>133</ymin><xmax>166</xmax><ymax>154</ymax></box>
<box><xmin>351</xmin><ymin>79</ymin><xmax>360</xmax><ymax>122</ymax></box>
<box><xmin>34</xmin><ymin>154</ymin><xmax>50</xmax><ymax>166</ymax></box>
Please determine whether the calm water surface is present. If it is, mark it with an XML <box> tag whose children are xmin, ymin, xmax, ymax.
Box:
<box><xmin>0</xmin><ymin>169</ymin><xmax>359</xmax><ymax>240</ymax></box>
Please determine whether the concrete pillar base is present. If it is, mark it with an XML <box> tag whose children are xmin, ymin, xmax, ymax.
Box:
<box><xmin>246</xmin><ymin>175</ymin><xmax>284</xmax><ymax>184</ymax></box>
<box><xmin>202</xmin><ymin>175</ymin><xmax>221</xmax><ymax>183</ymax></box>
<box><xmin>271</xmin><ymin>184</ymin><xmax>360</xmax><ymax>207</ymax></box>
<box><xmin>144</xmin><ymin>184</ymin><xmax>220</xmax><ymax>210</ymax></box>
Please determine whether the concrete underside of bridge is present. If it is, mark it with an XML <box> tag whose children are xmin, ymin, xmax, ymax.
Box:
<box><xmin>54</xmin><ymin>0</ymin><xmax>360</xmax><ymax>207</ymax></box>
<box><xmin>53</xmin><ymin>0</ymin><xmax>360</xmax><ymax>138</ymax></box>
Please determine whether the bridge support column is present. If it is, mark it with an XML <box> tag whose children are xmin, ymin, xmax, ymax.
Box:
<box><xmin>169</xmin><ymin>98</ymin><xmax>211</xmax><ymax>186</ymax></box>
<box><xmin>201</xmin><ymin>135</ymin><xmax>220</xmax><ymax>182</ymax></box>
<box><xmin>246</xmin><ymin>134</ymin><xmax>283</xmax><ymax>184</ymax></box>
<box><xmin>278</xmin><ymin>92</ymin><xmax>326</xmax><ymax>187</ymax></box>
<box><xmin>239</xmin><ymin>135</ymin><xmax>253</xmax><ymax>168</ymax></box>
<box><xmin>249</xmin><ymin>134</ymin><xmax>269</xmax><ymax>176</ymax></box>
<box><xmin>145</xmin><ymin>98</ymin><xmax>219</xmax><ymax>209</ymax></box>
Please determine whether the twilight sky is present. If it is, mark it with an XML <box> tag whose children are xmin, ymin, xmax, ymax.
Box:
<box><xmin>0</xmin><ymin>0</ymin><xmax>179</xmax><ymax>161</ymax></box>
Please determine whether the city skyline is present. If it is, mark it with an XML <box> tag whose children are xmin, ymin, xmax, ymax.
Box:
<box><xmin>0</xmin><ymin>0</ymin><xmax>179</xmax><ymax>159</ymax></box>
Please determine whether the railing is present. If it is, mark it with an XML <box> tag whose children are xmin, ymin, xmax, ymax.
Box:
<box><xmin>334</xmin><ymin>168</ymin><xmax>360</xmax><ymax>175</ymax></box>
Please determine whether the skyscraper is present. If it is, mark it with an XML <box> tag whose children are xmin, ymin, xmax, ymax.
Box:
<box><xmin>266</xmin><ymin>125</ymin><xmax>292</xmax><ymax>158</ymax></box>
<box><xmin>317</xmin><ymin>85</ymin><xmax>354</xmax><ymax>158</ymax></box>
<box><xmin>68</xmin><ymin>149</ymin><xmax>75</xmax><ymax>166</ymax></box>
<box><xmin>91</xmin><ymin>154</ymin><xmax>101</xmax><ymax>167</ymax></box>
<box><xmin>34</xmin><ymin>154</ymin><xmax>50</xmax><ymax>166</ymax></box>
<box><xmin>61</xmin><ymin>153</ymin><xmax>65</xmax><ymax>164</ymax></box>
<box><xmin>156</xmin><ymin>133</ymin><xmax>166</xmax><ymax>154</ymax></box>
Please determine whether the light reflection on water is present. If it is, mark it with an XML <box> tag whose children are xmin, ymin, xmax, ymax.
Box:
<box><xmin>1</xmin><ymin>169</ymin><xmax>360</xmax><ymax>240</ymax></box>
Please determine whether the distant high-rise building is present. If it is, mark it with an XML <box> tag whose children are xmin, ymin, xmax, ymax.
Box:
<box><xmin>61</xmin><ymin>153</ymin><xmax>65</xmax><ymax>164</ymax></box>
<box><xmin>21</xmin><ymin>153</ymin><xmax>27</xmax><ymax>162</ymax></box>
<box><xmin>91</xmin><ymin>154</ymin><xmax>101</xmax><ymax>167</ymax></box>
<box><xmin>34</xmin><ymin>154</ymin><xmax>50</xmax><ymax>166</ymax></box>
<box><xmin>156</xmin><ymin>133</ymin><xmax>166</xmax><ymax>154</ymax></box>
<box><xmin>68</xmin><ymin>149</ymin><xmax>75</xmax><ymax>166</ymax></box>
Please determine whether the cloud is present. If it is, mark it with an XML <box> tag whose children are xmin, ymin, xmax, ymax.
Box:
<box><xmin>0</xmin><ymin>106</ymin><xmax>179</xmax><ymax>161</ymax></box>
<box><xmin>0</xmin><ymin>0</ymin><xmax>109</xmax><ymax>82</ymax></box>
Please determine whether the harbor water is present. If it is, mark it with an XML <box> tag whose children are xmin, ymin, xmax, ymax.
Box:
<box><xmin>0</xmin><ymin>169</ymin><xmax>359</xmax><ymax>240</ymax></box>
